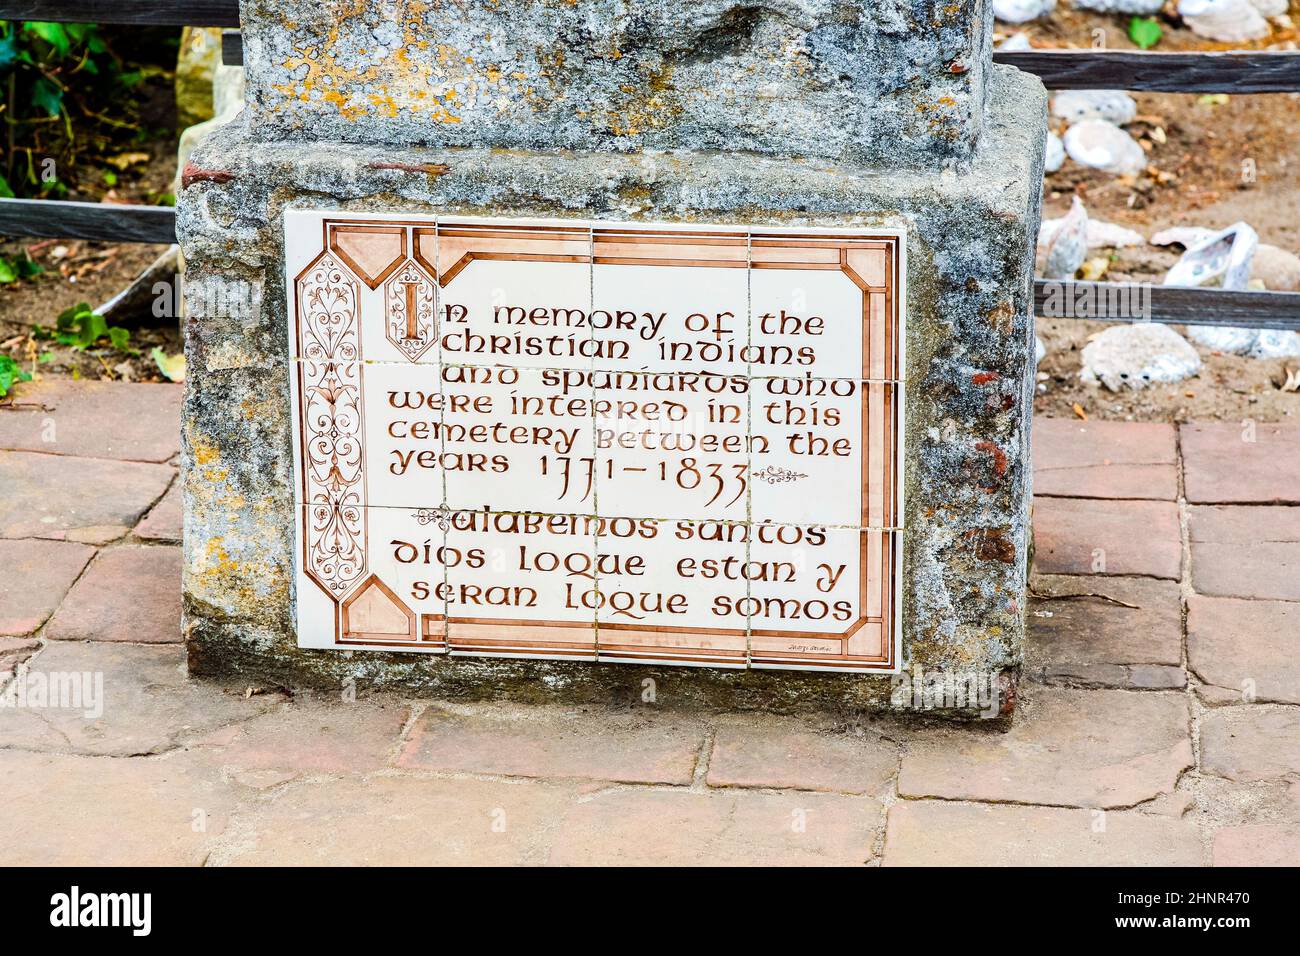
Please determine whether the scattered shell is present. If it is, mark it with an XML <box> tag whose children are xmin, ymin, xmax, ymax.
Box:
<box><xmin>1044</xmin><ymin>131</ymin><xmax>1065</xmax><ymax>173</ymax></box>
<box><xmin>1039</xmin><ymin>216</ymin><xmax>1145</xmax><ymax>250</ymax></box>
<box><xmin>1150</xmin><ymin>227</ymin><xmax>1217</xmax><ymax>248</ymax></box>
<box><xmin>1248</xmin><ymin>0</ymin><xmax>1287</xmax><ymax>15</ymax></box>
<box><xmin>1153</xmin><ymin>229</ymin><xmax>1300</xmax><ymax>292</ymax></box>
<box><xmin>1042</xmin><ymin>196</ymin><xmax>1089</xmax><ymax>280</ymax></box>
<box><xmin>998</xmin><ymin>32</ymin><xmax>1034</xmax><ymax>51</ymax></box>
<box><xmin>1063</xmin><ymin>120</ymin><xmax>1148</xmax><ymax>176</ymax></box>
<box><xmin>1187</xmin><ymin>326</ymin><xmax>1300</xmax><ymax>359</ymax></box>
<box><xmin>1178</xmin><ymin>0</ymin><xmax>1270</xmax><ymax>43</ymax></box>
<box><xmin>1081</xmin><ymin>324</ymin><xmax>1203</xmax><ymax>391</ymax></box>
<box><xmin>1052</xmin><ymin>90</ymin><xmax>1138</xmax><ymax>126</ymax></box>
<box><xmin>1035</xmin><ymin>336</ymin><xmax>1046</xmax><ymax>365</ymax></box>
<box><xmin>1164</xmin><ymin>221</ymin><xmax>1258</xmax><ymax>291</ymax></box>
<box><xmin>993</xmin><ymin>0</ymin><xmax>1056</xmax><ymax>22</ymax></box>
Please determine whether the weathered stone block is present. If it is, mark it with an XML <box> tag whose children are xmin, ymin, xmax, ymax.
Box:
<box><xmin>238</xmin><ymin>0</ymin><xmax>995</xmax><ymax>170</ymax></box>
<box><xmin>178</xmin><ymin>60</ymin><xmax>1044</xmax><ymax>716</ymax></box>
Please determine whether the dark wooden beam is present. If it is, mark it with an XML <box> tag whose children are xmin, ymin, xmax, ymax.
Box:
<box><xmin>0</xmin><ymin>198</ymin><xmax>176</xmax><ymax>244</ymax></box>
<box><xmin>0</xmin><ymin>1</ymin><xmax>239</xmax><ymax>27</ymax></box>
<box><xmin>995</xmin><ymin>50</ymin><xmax>1300</xmax><ymax>94</ymax></box>
<box><xmin>1035</xmin><ymin>280</ymin><xmax>1300</xmax><ymax>331</ymax></box>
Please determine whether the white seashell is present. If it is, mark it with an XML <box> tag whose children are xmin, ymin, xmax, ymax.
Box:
<box><xmin>1052</xmin><ymin>90</ymin><xmax>1138</xmax><ymax>126</ymax></box>
<box><xmin>1063</xmin><ymin>120</ymin><xmax>1148</xmax><ymax>176</ymax></box>
<box><xmin>1150</xmin><ymin>227</ymin><xmax>1217</xmax><ymax>248</ymax></box>
<box><xmin>993</xmin><ymin>0</ymin><xmax>1056</xmax><ymax>22</ymax></box>
<box><xmin>1044</xmin><ymin>131</ymin><xmax>1065</xmax><ymax>173</ymax></box>
<box><xmin>1039</xmin><ymin>216</ymin><xmax>1145</xmax><ymax>250</ymax></box>
<box><xmin>1042</xmin><ymin>196</ymin><xmax>1089</xmax><ymax>280</ymax></box>
<box><xmin>1178</xmin><ymin>0</ymin><xmax>1271</xmax><ymax>42</ymax></box>
<box><xmin>1164</xmin><ymin>222</ymin><xmax>1258</xmax><ymax>291</ymax></box>
<box><xmin>998</xmin><ymin>32</ymin><xmax>1034</xmax><ymax>51</ymax></box>
<box><xmin>1248</xmin><ymin>0</ymin><xmax>1287</xmax><ymax>16</ymax></box>
<box><xmin>1081</xmin><ymin>324</ymin><xmax>1202</xmax><ymax>392</ymax></box>
<box><xmin>1036</xmin><ymin>336</ymin><xmax>1046</xmax><ymax>365</ymax></box>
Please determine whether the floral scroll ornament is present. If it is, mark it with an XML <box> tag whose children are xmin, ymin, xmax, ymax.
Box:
<box><xmin>297</xmin><ymin>252</ymin><xmax>367</xmax><ymax>597</ymax></box>
<box><xmin>751</xmin><ymin>465</ymin><xmax>808</xmax><ymax>485</ymax></box>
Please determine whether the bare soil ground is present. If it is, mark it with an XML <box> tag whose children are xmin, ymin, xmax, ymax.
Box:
<box><xmin>1008</xmin><ymin>9</ymin><xmax>1300</xmax><ymax>423</ymax></box>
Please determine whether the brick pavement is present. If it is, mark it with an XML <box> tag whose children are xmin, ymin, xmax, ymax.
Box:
<box><xmin>1</xmin><ymin>382</ymin><xmax>1296</xmax><ymax>865</ymax></box>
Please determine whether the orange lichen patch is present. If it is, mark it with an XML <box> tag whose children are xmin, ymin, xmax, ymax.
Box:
<box><xmin>272</xmin><ymin>0</ymin><xmax>467</xmax><ymax>124</ymax></box>
<box><xmin>599</xmin><ymin>65</ymin><xmax>681</xmax><ymax>137</ymax></box>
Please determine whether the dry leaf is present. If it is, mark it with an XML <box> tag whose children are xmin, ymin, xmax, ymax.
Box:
<box><xmin>106</xmin><ymin>151</ymin><xmax>151</xmax><ymax>171</ymax></box>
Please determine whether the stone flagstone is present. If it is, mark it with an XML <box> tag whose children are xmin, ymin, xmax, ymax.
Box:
<box><xmin>0</xmin><ymin>538</ymin><xmax>95</xmax><ymax>635</ymax></box>
<box><xmin>1033</xmin><ymin>419</ymin><xmax>1178</xmax><ymax>500</ymax></box>
<box><xmin>1181</xmin><ymin>422</ymin><xmax>1300</xmax><ymax>505</ymax></box>
<box><xmin>1200</xmin><ymin>706</ymin><xmax>1300</xmax><ymax>782</ymax></box>
<box><xmin>134</xmin><ymin>479</ymin><xmax>182</xmax><ymax>542</ymax></box>
<box><xmin>546</xmin><ymin>787</ymin><xmax>880</xmax><ymax>866</ymax></box>
<box><xmin>0</xmin><ymin>641</ymin><xmax>280</xmax><ymax>756</ymax></box>
<box><xmin>397</xmin><ymin>704</ymin><xmax>706</xmax><ymax>785</ymax></box>
<box><xmin>898</xmin><ymin>687</ymin><xmax>1192</xmax><ymax>808</ymax></box>
<box><xmin>706</xmin><ymin>721</ymin><xmax>899</xmax><ymax>795</ymax></box>
<box><xmin>1028</xmin><ymin>574</ymin><xmax>1184</xmax><ymax>689</ymax></box>
<box><xmin>1212</xmin><ymin>824</ymin><xmax>1300</xmax><ymax>867</ymax></box>
<box><xmin>1188</xmin><ymin>596</ymin><xmax>1300</xmax><ymax>705</ymax></box>
<box><xmin>0</xmin><ymin>749</ymin><xmax>236</xmax><ymax>866</ymax></box>
<box><xmin>191</xmin><ymin>696</ymin><xmax>411</xmax><ymax>774</ymax></box>
<box><xmin>0</xmin><ymin>451</ymin><xmax>174</xmax><ymax>544</ymax></box>
<box><xmin>1032</xmin><ymin>497</ymin><xmax>1181</xmax><ymax>579</ymax></box>
<box><xmin>1189</xmin><ymin>506</ymin><xmax>1300</xmax><ymax>602</ymax></box>
<box><xmin>211</xmin><ymin>775</ymin><xmax>575</xmax><ymax>866</ymax></box>
<box><xmin>43</xmin><ymin>545</ymin><xmax>182</xmax><ymax>644</ymax></box>
<box><xmin>0</xmin><ymin>379</ymin><xmax>182</xmax><ymax>463</ymax></box>
<box><xmin>883</xmin><ymin>800</ymin><xmax>1202</xmax><ymax>866</ymax></box>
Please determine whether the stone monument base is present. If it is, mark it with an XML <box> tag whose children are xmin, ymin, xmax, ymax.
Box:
<box><xmin>179</xmin><ymin>65</ymin><xmax>1045</xmax><ymax>719</ymax></box>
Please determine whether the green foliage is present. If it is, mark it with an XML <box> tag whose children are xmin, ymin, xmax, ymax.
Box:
<box><xmin>0</xmin><ymin>251</ymin><xmax>43</xmax><ymax>284</ymax></box>
<box><xmin>0</xmin><ymin>20</ymin><xmax>149</xmax><ymax>198</ymax></box>
<box><xmin>0</xmin><ymin>354</ymin><xmax>31</xmax><ymax>399</ymax></box>
<box><xmin>34</xmin><ymin>302</ymin><xmax>134</xmax><ymax>353</ymax></box>
<box><xmin>1128</xmin><ymin>17</ymin><xmax>1162</xmax><ymax>50</ymax></box>
<box><xmin>151</xmin><ymin>347</ymin><xmax>186</xmax><ymax>382</ymax></box>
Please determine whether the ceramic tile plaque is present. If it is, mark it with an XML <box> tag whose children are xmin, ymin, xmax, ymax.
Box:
<box><xmin>286</xmin><ymin>212</ymin><xmax>904</xmax><ymax>672</ymax></box>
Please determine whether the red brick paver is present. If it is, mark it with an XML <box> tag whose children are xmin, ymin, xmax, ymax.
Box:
<box><xmin>1033</xmin><ymin>419</ymin><xmax>1178</xmax><ymax>500</ymax></box>
<box><xmin>884</xmin><ymin>801</ymin><xmax>1202</xmax><ymax>866</ymax></box>
<box><xmin>1187</xmin><ymin>596</ymin><xmax>1300</xmax><ymax>704</ymax></box>
<box><xmin>0</xmin><ymin>450</ymin><xmax>173</xmax><ymax>543</ymax></box>
<box><xmin>134</xmin><ymin>479</ymin><xmax>182</xmax><ymax>542</ymax></box>
<box><xmin>0</xmin><ymin>538</ymin><xmax>94</xmax><ymax>635</ymax></box>
<box><xmin>1028</xmin><ymin>574</ymin><xmax>1184</xmax><ymax>689</ymax></box>
<box><xmin>1181</xmin><ymin>422</ymin><xmax>1300</xmax><ymax>505</ymax></box>
<box><xmin>1189</xmin><ymin>506</ymin><xmax>1300</xmax><ymax>602</ymax></box>
<box><xmin>706</xmin><ymin>723</ymin><xmax>898</xmax><ymax>795</ymax></box>
<box><xmin>398</xmin><ymin>704</ymin><xmax>707</xmax><ymax>785</ymax></box>
<box><xmin>1032</xmin><ymin>497</ymin><xmax>1182</xmax><ymax>579</ymax></box>
<box><xmin>2</xmin><ymin>395</ymin><xmax>1298</xmax><ymax>867</ymax></box>
<box><xmin>0</xmin><ymin>379</ymin><xmax>182</xmax><ymax>463</ymax></box>
<box><xmin>44</xmin><ymin>545</ymin><xmax>182</xmax><ymax>643</ymax></box>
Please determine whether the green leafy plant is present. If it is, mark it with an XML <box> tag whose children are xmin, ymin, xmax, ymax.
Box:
<box><xmin>35</xmin><ymin>302</ymin><xmax>134</xmax><ymax>352</ymax></box>
<box><xmin>151</xmin><ymin>346</ymin><xmax>185</xmax><ymax>382</ymax></box>
<box><xmin>0</xmin><ymin>250</ymin><xmax>42</xmax><ymax>283</ymax></box>
<box><xmin>1129</xmin><ymin>17</ymin><xmax>1162</xmax><ymax>50</ymax></box>
<box><xmin>0</xmin><ymin>20</ymin><xmax>152</xmax><ymax>198</ymax></box>
<box><xmin>0</xmin><ymin>354</ymin><xmax>31</xmax><ymax>398</ymax></box>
